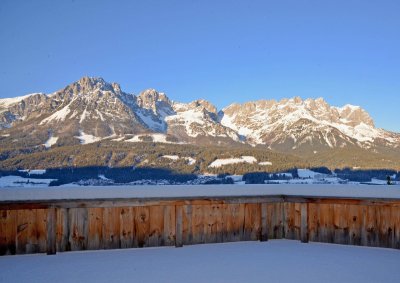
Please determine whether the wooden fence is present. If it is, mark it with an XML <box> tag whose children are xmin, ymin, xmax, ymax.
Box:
<box><xmin>1</xmin><ymin>194</ymin><xmax>400</xmax><ymax>255</ymax></box>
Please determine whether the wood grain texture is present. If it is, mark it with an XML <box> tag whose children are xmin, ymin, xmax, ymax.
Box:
<box><xmin>2</xmin><ymin>195</ymin><xmax>400</xmax><ymax>255</ymax></box>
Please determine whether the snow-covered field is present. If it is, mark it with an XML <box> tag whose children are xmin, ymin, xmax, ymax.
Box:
<box><xmin>0</xmin><ymin>175</ymin><xmax>56</xmax><ymax>187</ymax></box>
<box><xmin>0</xmin><ymin>240</ymin><xmax>399</xmax><ymax>283</ymax></box>
<box><xmin>208</xmin><ymin>156</ymin><xmax>257</xmax><ymax>168</ymax></box>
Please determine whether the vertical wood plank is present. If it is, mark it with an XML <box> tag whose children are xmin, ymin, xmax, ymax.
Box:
<box><xmin>244</xmin><ymin>203</ymin><xmax>261</xmax><ymax>241</ymax></box>
<box><xmin>192</xmin><ymin>205</ymin><xmax>206</xmax><ymax>244</ymax></box>
<box><xmin>102</xmin><ymin>207</ymin><xmax>120</xmax><ymax>249</ymax></box>
<box><xmin>69</xmin><ymin>208</ymin><xmax>88</xmax><ymax>251</ymax></box>
<box><xmin>308</xmin><ymin>203</ymin><xmax>318</xmax><ymax>242</ymax></box>
<box><xmin>175</xmin><ymin>205</ymin><xmax>183</xmax><ymax>247</ymax></box>
<box><xmin>134</xmin><ymin>206</ymin><xmax>150</xmax><ymax>248</ymax></box>
<box><xmin>88</xmin><ymin>207</ymin><xmax>104</xmax><ymax>250</ymax></box>
<box><xmin>182</xmin><ymin>204</ymin><xmax>193</xmax><ymax>245</ymax></box>
<box><xmin>223</xmin><ymin>203</ymin><xmax>244</xmax><ymax>242</ymax></box>
<box><xmin>16</xmin><ymin>210</ymin><xmax>29</xmax><ymax>254</ymax></box>
<box><xmin>300</xmin><ymin>203</ymin><xmax>309</xmax><ymax>243</ymax></box>
<box><xmin>260</xmin><ymin>203</ymin><xmax>268</xmax><ymax>242</ymax></box>
<box><xmin>149</xmin><ymin>206</ymin><xmax>164</xmax><ymax>247</ymax></box>
<box><xmin>163</xmin><ymin>205</ymin><xmax>176</xmax><ymax>246</ymax></box>
<box><xmin>119</xmin><ymin>207</ymin><xmax>133</xmax><ymax>249</ymax></box>
<box><xmin>57</xmin><ymin>208</ymin><xmax>69</xmax><ymax>252</ymax></box>
<box><xmin>36</xmin><ymin>209</ymin><xmax>47</xmax><ymax>253</ymax></box>
<box><xmin>0</xmin><ymin>210</ymin><xmax>17</xmax><ymax>255</ymax></box>
<box><xmin>46</xmin><ymin>207</ymin><xmax>56</xmax><ymax>255</ymax></box>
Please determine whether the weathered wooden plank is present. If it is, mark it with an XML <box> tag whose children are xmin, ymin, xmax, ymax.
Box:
<box><xmin>175</xmin><ymin>205</ymin><xmax>183</xmax><ymax>247</ymax></box>
<box><xmin>318</xmin><ymin>204</ymin><xmax>334</xmax><ymax>243</ymax></box>
<box><xmin>376</xmin><ymin>205</ymin><xmax>392</xmax><ymax>248</ymax></box>
<box><xmin>204</xmin><ymin>204</ymin><xmax>224</xmax><ymax>244</ymax></box>
<box><xmin>243</xmin><ymin>203</ymin><xmax>261</xmax><ymax>241</ymax></box>
<box><xmin>300</xmin><ymin>203</ymin><xmax>308</xmax><ymax>243</ymax></box>
<box><xmin>348</xmin><ymin>205</ymin><xmax>362</xmax><ymax>246</ymax></box>
<box><xmin>308</xmin><ymin>203</ymin><xmax>318</xmax><ymax>242</ymax></box>
<box><xmin>284</xmin><ymin>202</ymin><xmax>299</xmax><ymax>240</ymax></box>
<box><xmin>56</xmin><ymin>208</ymin><xmax>69</xmax><ymax>252</ymax></box>
<box><xmin>260</xmin><ymin>203</ymin><xmax>268</xmax><ymax>242</ymax></box>
<box><xmin>0</xmin><ymin>210</ymin><xmax>17</xmax><ymax>255</ymax></box>
<box><xmin>333</xmin><ymin>204</ymin><xmax>349</xmax><ymax>245</ymax></box>
<box><xmin>392</xmin><ymin>205</ymin><xmax>400</xmax><ymax>249</ymax></box>
<box><xmin>134</xmin><ymin>206</ymin><xmax>150</xmax><ymax>248</ymax></box>
<box><xmin>46</xmin><ymin>207</ymin><xmax>56</xmax><ymax>255</ymax></box>
<box><xmin>223</xmin><ymin>203</ymin><xmax>245</xmax><ymax>242</ymax></box>
<box><xmin>182</xmin><ymin>204</ymin><xmax>193</xmax><ymax>245</ymax></box>
<box><xmin>149</xmin><ymin>206</ymin><xmax>164</xmax><ymax>247</ymax></box>
<box><xmin>191</xmin><ymin>205</ymin><xmax>205</xmax><ymax>244</ymax></box>
<box><xmin>36</xmin><ymin>209</ymin><xmax>48</xmax><ymax>253</ymax></box>
<box><xmin>163</xmin><ymin>205</ymin><xmax>176</xmax><ymax>246</ymax></box>
<box><xmin>119</xmin><ymin>207</ymin><xmax>134</xmax><ymax>249</ymax></box>
<box><xmin>102</xmin><ymin>207</ymin><xmax>120</xmax><ymax>249</ymax></box>
<box><xmin>87</xmin><ymin>207</ymin><xmax>103</xmax><ymax>250</ymax></box>
<box><xmin>16</xmin><ymin>210</ymin><xmax>29</xmax><ymax>254</ymax></box>
<box><xmin>268</xmin><ymin>202</ymin><xmax>284</xmax><ymax>239</ymax></box>
<box><xmin>68</xmin><ymin>208</ymin><xmax>88</xmax><ymax>251</ymax></box>
<box><xmin>25</xmin><ymin>209</ymin><xmax>39</xmax><ymax>253</ymax></box>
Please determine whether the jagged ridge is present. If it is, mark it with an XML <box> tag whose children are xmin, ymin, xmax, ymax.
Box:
<box><xmin>0</xmin><ymin>77</ymin><xmax>399</xmax><ymax>153</ymax></box>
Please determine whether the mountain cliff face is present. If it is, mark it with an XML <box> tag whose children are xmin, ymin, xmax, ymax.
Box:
<box><xmin>220</xmin><ymin>97</ymin><xmax>399</xmax><ymax>152</ymax></box>
<box><xmin>0</xmin><ymin>77</ymin><xmax>399</xmax><ymax>154</ymax></box>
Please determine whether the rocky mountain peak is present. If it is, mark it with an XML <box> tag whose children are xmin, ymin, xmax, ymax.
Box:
<box><xmin>137</xmin><ymin>89</ymin><xmax>171</xmax><ymax>110</ymax></box>
<box><xmin>55</xmin><ymin>77</ymin><xmax>117</xmax><ymax>100</ymax></box>
<box><xmin>338</xmin><ymin>104</ymin><xmax>374</xmax><ymax>127</ymax></box>
<box><xmin>0</xmin><ymin>77</ymin><xmax>398</xmax><ymax>153</ymax></box>
<box><xmin>188</xmin><ymin>99</ymin><xmax>217</xmax><ymax>114</ymax></box>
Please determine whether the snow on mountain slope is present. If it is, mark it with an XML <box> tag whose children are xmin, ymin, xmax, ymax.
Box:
<box><xmin>209</xmin><ymin>156</ymin><xmax>257</xmax><ymax>168</ymax></box>
<box><xmin>0</xmin><ymin>77</ymin><xmax>399</xmax><ymax>152</ymax></box>
<box><xmin>166</xmin><ymin>99</ymin><xmax>241</xmax><ymax>141</ymax></box>
<box><xmin>0</xmin><ymin>93</ymin><xmax>41</xmax><ymax>108</ymax></box>
<box><xmin>220</xmin><ymin>97</ymin><xmax>399</xmax><ymax>149</ymax></box>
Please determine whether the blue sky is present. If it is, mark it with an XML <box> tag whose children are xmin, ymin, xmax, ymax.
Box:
<box><xmin>0</xmin><ymin>0</ymin><xmax>399</xmax><ymax>132</ymax></box>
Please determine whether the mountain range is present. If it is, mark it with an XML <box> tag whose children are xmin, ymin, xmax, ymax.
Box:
<box><xmin>0</xmin><ymin>77</ymin><xmax>399</xmax><ymax>170</ymax></box>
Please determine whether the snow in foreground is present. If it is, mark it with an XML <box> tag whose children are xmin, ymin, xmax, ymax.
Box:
<box><xmin>0</xmin><ymin>240</ymin><xmax>399</xmax><ymax>283</ymax></box>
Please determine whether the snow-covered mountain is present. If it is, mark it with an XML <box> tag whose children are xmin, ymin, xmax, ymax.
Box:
<box><xmin>220</xmin><ymin>97</ymin><xmax>400</xmax><ymax>151</ymax></box>
<box><xmin>0</xmin><ymin>77</ymin><xmax>399</xmax><ymax>152</ymax></box>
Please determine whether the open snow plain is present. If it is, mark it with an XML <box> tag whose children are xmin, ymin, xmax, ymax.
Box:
<box><xmin>1</xmin><ymin>240</ymin><xmax>399</xmax><ymax>283</ymax></box>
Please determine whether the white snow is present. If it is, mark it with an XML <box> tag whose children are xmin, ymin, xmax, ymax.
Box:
<box><xmin>79</xmin><ymin>107</ymin><xmax>88</xmax><ymax>123</ymax></box>
<box><xmin>259</xmin><ymin>161</ymin><xmax>272</xmax><ymax>166</ymax></box>
<box><xmin>0</xmin><ymin>176</ymin><xmax>55</xmax><ymax>187</ymax></box>
<box><xmin>161</xmin><ymin>155</ymin><xmax>196</xmax><ymax>165</ymax></box>
<box><xmin>162</xmin><ymin>155</ymin><xmax>180</xmax><ymax>160</ymax></box>
<box><xmin>221</xmin><ymin>98</ymin><xmax>393</xmax><ymax>146</ymax></box>
<box><xmin>0</xmin><ymin>93</ymin><xmax>39</xmax><ymax>108</ymax></box>
<box><xmin>137</xmin><ymin>110</ymin><xmax>164</xmax><ymax>131</ymax></box>
<box><xmin>184</xmin><ymin>157</ymin><xmax>196</xmax><ymax>165</ymax></box>
<box><xmin>209</xmin><ymin>156</ymin><xmax>257</xmax><ymax>168</ymax></box>
<box><xmin>1</xmin><ymin>134</ymin><xmax>10</xmax><ymax>137</ymax></box>
<box><xmin>95</xmin><ymin>109</ymin><xmax>105</xmax><ymax>121</ymax></box>
<box><xmin>98</xmin><ymin>174</ymin><xmax>110</xmax><ymax>181</ymax></box>
<box><xmin>298</xmin><ymin>169</ymin><xmax>320</xmax><ymax>179</ymax></box>
<box><xmin>1</xmin><ymin>184</ymin><xmax>400</xmax><ymax>201</ymax></box>
<box><xmin>74</xmin><ymin>131</ymin><xmax>101</xmax><ymax>144</ymax></box>
<box><xmin>165</xmin><ymin>108</ymin><xmax>208</xmax><ymax>138</ymax></box>
<box><xmin>0</xmin><ymin>240</ymin><xmax>399</xmax><ymax>283</ymax></box>
<box><xmin>39</xmin><ymin>98</ymin><xmax>76</xmax><ymax>125</ymax></box>
<box><xmin>111</xmin><ymin>136</ymin><xmax>125</xmax><ymax>142</ymax></box>
<box><xmin>43</xmin><ymin>136</ymin><xmax>58</xmax><ymax>148</ymax></box>
<box><xmin>18</xmin><ymin>169</ymin><xmax>46</xmax><ymax>175</ymax></box>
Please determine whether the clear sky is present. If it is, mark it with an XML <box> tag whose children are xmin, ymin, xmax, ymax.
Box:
<box><xmin>0</xmin><ymin>0</ymin><xmax>399</xmax><ymax>132</ymax></box>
